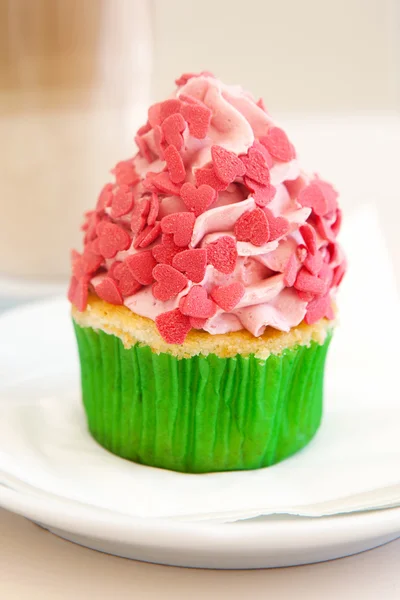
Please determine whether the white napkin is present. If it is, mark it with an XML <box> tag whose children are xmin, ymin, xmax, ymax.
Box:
<box><xmin>0</xmin><ymin>204</ymin><xmax>399</xmax><ymax>523</ymax></box>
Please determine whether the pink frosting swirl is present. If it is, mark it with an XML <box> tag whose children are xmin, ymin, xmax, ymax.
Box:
<box><xmin>69</xmin><ymin>73</ymin><xmax>346</xmax><ymax>345</ymax></box>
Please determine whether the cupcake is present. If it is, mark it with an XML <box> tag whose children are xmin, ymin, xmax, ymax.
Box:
<box><xmin>69</xmin><ymin>72</ymin><xmax>346</xmax><ymax>473</ymax></box>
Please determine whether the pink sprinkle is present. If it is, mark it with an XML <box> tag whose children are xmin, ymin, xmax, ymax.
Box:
<box><xmin>264</xmin><ymin>209</ymin><xmax>290</xmax><ymax>241</ymax></box>
<box><xmin>113</xmin><ymin>262</ymin><xmax>142</xmax><ymax>297</ymax></box>
<box><xmin>136</xmin><ymin>121</ymin><xmax>152</xmax><ymax>136</ymax></box>
<box><xmin>98</xmin><ymin>223</ymin><xmax>131</xmax><ymax>259</ymax></box>
<box><xmin>152</xmin><ymin>264</ymin><xmax>188</xmax><ymax>301</ymax></box>
<box><xmin>294</xmin><ymin>268</ymin><xmax>326</xmax><ymax>296</ymax></box>
<box><xmin>112</xmin><ymin>160</ymin><xmax>140</xmax><ymax>187</ymax></box>
<box><xmin>147</xmin><ymin>192</ymin><xmax>160</xmax><ymax>226</ymax></box>
<box><xmin>206</xmin><ymin>236</ymin><xmax>238</xmax><ymax>274</ymax></box>
<box><xmin>300</xmin><ymin>223</ymin><xmax>317</xmax><ymax>255</ymax></box>
<box><xmin>153</xmin><ymin>125</ymin><xmax>166</xmax><ymax>158</ymax></box>
<box><xmin>240</xmin><ymin>148</ymin><xmax>270</xmax><ymax>185</ymax></box>
<box><xmin>234</xmin><ymin>208</ymin><xmax>270</xmax><ymax>247</ymax></box>
<box><xmin>244</xmin><ymin>176</ymin><xmax>276</xmax><ymax>207</ymax></box>
<box><xmin>111</xmin><ymin>185</ymin><xmax>134</xmax><ymax>219</ymax></box>
<box><xmin>260</xmin><ymin>127</ymin><xmax>295</xmax><ymax>162</ymax></box>
<box><xmin>94</xmin><ymin>277</ymin><xmax>124</xmax><ymax>305</ymax></box>
<box><xmin>211</xmin><ymin>282</ymin><xmax>245</xmax><ymax>312</ymax></box>
<box><xmin>161</xmin><ymin>212</ymin><xmax>195</xmax><ymax>247</ymax></box>
<box><xmin>164</xmin><ymin>145</ymin><xmax>186</xmax><ymax>183</ymax></box>
<box><xmin>159</xmin><ymin>99</ymin><xmax>182</xmax><ymax>123</ymax></box>
<box><xmin>136</xmin><ymin>221</ymin><xmax>161</xmax><ymax>249</ymax></box>
<box><xmin>96</xmin><ymin>183</ymin><xmax>113</xmax><ymax>212</ymax></box>
<box><xmin>180</xmin><ymin>182</ymin><xmax>216</xmax><ymax>217</ymax></box>
<box><xmin>314</xmin><ymin>215</ymin><xmax>336</xmax><ymax>243</ymax></box>
<box><xmin>332</xmin><ymin>260</ymin><xmax>346</xmax><ymax>287</ymax></box>
<box><xmin>68</xmin><ymin>276</ymin><xmax>89</xmax><ymax>312</ymax></box>
<box><xmin>305</xmin><ymin>294</ymin><xmax>331</xmax><ymax>325</ymax></box>
<box><xmin>161</xmin><ymin>113</ymin><xmax>186</xmax><ymax>150</ymax></box>
<box><xmin>331</xmin><ymin>208</ymin><xmax>342</xmax><ymax>236</ymax></box>
<box><xmin>152</xmin><ymin>235</ymin><xmax>183</xmax><ymax>265</ymax></box>
<box><xmin>195</xmin><ymin>166</ymin><xmax>228</xmax><ymax>191</ymax></box>
<box><xmin>189</xmin><ymin>317</ymin><xmax>208</xmax><ymax>329</ymax></box>
<box><xmin>304</xmin><ymin>250</ymin><xmax>323</xmax><ymax>276</ymax></box>
<box><xmin>126</xmin><ymin>250</ymin><xmax>157</xmax><ymax>285</ymax></box>
<box><xmin>155</xmin><ymin>309</ymin><xmax>191</xmax><ymax>344</ymax></box>
<box><xmin>131</xmin><ymin>198</ymin><xmax>151</xmax><ymax>236</ymax></box>
<box><xmin>252</xmin><ymin>141</ymin><xmax>274</xmax><ymax>168</ymax></box>
<box><xmin>142</xmin><ymin>171</ymin><xmax>159</xmax><ymax>193</ymax></box>
<box><xmin>211</xmin><ymin>145</ymin><xmax>246</xmax><ymax>184</ymax></box>
<box><xmin>298</xmin><ymin>183</ymin><xmax>329</xmax><ymax>217</ymax></box>
<box><xmin>152</xmin><ymin>171</ymin><xmax>182</xmax><ymax>196</ymax></box>
<box><xmin>179</xmin><ymin>286</ymin><xmax>216</xmax><ymax>319</ymax></box>
<box><xmin>134</xmin><ymin>135</ymin><xmax>153</xmax><ymax>163</ymax></box>
<box><xmin>180</xmin><ymin>103</ymin><xmax>212</xmax><ymax>139</ymax></box>
<box><xmin>172</xmin><ymin>248</ymin><xmax>207</xmax><ymax>283</ymax></box>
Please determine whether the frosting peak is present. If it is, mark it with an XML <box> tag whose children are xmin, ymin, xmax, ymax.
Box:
<box><xmin>69</xmin><ymin>72</ymin><xmax>346</xmax><ymax>344</ymax></box>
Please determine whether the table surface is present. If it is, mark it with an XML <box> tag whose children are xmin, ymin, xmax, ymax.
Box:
<box><xmin>1</xmin><ymin>509</ymin><xmax>399</xmax><ymax>599</ymax></box>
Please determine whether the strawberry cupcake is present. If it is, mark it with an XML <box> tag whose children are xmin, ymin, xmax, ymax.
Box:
<box><xmin>70</xmin><ymin>72</ymin><xmax>346</xmax><ymax>473</ymax></box>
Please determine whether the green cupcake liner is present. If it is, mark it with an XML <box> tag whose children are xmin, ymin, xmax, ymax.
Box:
<box><xmin>73</xmin><ymin>322</ymin><xmax>332</xmax><ymax>473</ymax></box>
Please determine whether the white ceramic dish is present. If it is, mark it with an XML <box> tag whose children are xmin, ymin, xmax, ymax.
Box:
<box><xmin>0</xmin><ymin>298</ymin><xmax>399</xmax><ymax>569</ymax></box>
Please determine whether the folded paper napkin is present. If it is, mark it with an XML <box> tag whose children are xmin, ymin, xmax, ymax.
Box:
<box><xmin>0</xmin><ymin>204</ymin><xmax>399</xmax><ymax>523</ymax></box>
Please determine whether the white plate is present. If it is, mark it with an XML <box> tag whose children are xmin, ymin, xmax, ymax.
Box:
<box><xmin>0</xmin><ymin>299</ymin><xmax>400</xmax><ymax>569</ymax></box>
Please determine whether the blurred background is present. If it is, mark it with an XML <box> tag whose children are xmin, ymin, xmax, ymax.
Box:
<box><xmin>0</xmin><ymin>0</ymin><xmax>399</xmax><ymax>307</ymax></box>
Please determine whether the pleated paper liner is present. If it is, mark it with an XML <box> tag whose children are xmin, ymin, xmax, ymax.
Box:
<box><xmin>73</xmin><ymin>321</ymin><xmax>332</xmax><ymax>473</ymax></box>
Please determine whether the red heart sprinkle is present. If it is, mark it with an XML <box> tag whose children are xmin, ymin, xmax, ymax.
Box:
<box><xmin>135</xmin><ymin>221</ymin><xmax>161</xmax><ymax>249</ymax></box>
<box><xmin>298</xmin><ymin>183</ymin><xmax>329</xmax><ymax>217</ymax></box>
<box><xmin>134</xmin><ymin>135</ymin><xmax>153</xmax><ymax>162</ymax></box>
<box><xmin>161</xmin><ymin>113</ymin><xmax>186</xmax><ymax>150</ymax></box>
<box><xmin>300</xmin><ymin>223</ymin><xmax>317</xmax><ymax>255</ymax></box>
<box><xmin>68</xmin><ymin>276</ymin><xmax>89</xmax><ymax>312</ymax></box>
<box><xmin>159</xmin><ymin>99</ymin><xmax>182</xmax><ymax>123</ymax></box>
<box><xmin>206</xmin><ymin>236</ymin><xmax>238</xmax><ymax>274</ymax></box>
<box><xmin>113</xmin><ymin>262</ymin><xmax>142</xmax><ymax>296</ymax></box>
<box><xmin>240</xmin><ymin>148</ymin><xmax>270</xmax><ymax>185</ymax></box>
<box><xmin>180</xmin><ymin>103</ymin><xmax>212</xmax><ymax>139</ymax></box>
<box><xmin>152</xmin><ymin>171</ymin><xmax>182</xmax><ymax>196</ymax></box>
<box><xmin>164</xmin><ymin>145</ymin><xmax>186</xmax><ymax>183</ymax></box>
<box><xmin>283</xmin><ymin>253</ymin><xmax>299</xmax><ymax>287</ymax></box>
<box><xmin>172</xmin><ymin>248</ymin><xmax>207</xmax><ymax>283</ymax></box>
<box><xmin>98</xmin><ymin>223</ymin><xmax>131</xmax><ymax>259</ymax></box>
<box><xmin>332</xmin><ymin>260</ymin><xmax>346</xmax><ymax>287</ymax></box>
<box><xmin>304</xmin><ymin>250</ymin><xmax>323</xmax><ymax>276</ymax></box>
<box><xmin>137</xmin><ymin>121</ymin><xmax>152</xmax><ymax>136</ymax></box>
<box><xmin>194</xmin><ymin>166</ymin><xmax>228</xmax><ymax>191</ymax></box>
<box><xmin>260</xmin><ymin>127</ymin><xmax>295</xmax><ymax>162</ymax></box>
<box><xmin>319</xmin><ymin>263</ymin><xmax>334</xmax><ymax>289</ymax></box>
<box><xmin>152</xmin><ymin>264</ymin><xmax>188</xmax><ymax>301</ymax></box>
<box><xmin>125</xmin><ymin>250</ymin><xmax>157</xmax><ymax>285</ymax></box>
<box><xmin>111</xmin><ymin>185</ymin><xmax>134</xmax><ymax>219</ymax></box>
<box><xmin>147</xmin><ymin>192</ymin><xmax>160</xmax><ymax>226</ymax></box>
<box><xmin>96</xmin><ymin>183</ymin><xmax>113</xmax><ymax>212</ymax></box>
<box><xmin>179</xmin><ymin>286</ymin><xmax>216</xmax><ymax>319</ymax></box>
<box><xmin>148</xmin><ymin>103</ymin><xmax>161</xmax><ymax>127</ymax></box>
<box><xmin>161</xmin><ymin>212</ymin><xmax>195</xmax><ymax>247</ymax></box>
<box><xmin>112</xmin><ymin>160</ymin><xmax>140</xmax><ymax>187</ymax></box>
<box><xmin>252</xmin><ymin>141</ymin><xmax>274</xmax><ymax>168</ymax></box>
<box><xmin>315</xmin><ymin>179</ymin><xmax>338</xmax><ymax>213</ymax></box>
<box><xmin>264</xmin><ymin>209</ymin><xmax>290</xmax><ymax>241</ymax></box>
<box><xmin>305</xmin><ymin>294</ymin><xmax>331</xmax><ymax>325</ymax></box>
<box><xmin>180</xmin><ymin>182</ymin><xmax>216</xmax><ymax>217</ymax></box>
<box><xmin>211</xmin><ymin>145</ymin><xmax>246</xmax><ymax>184</ymax></box>
<box><xmin>314</xmin><ymin>215</ymin><xmax>336</xmax><ymax>243</ymax></box>
<box><xmin>94</xmin><ymin>277</ymin><xmax>123</xmax><ymax>305</ymax></box>
<box><xmin>294</xmin><ymin>268</ymin><xmax>326</xmax><ymax>296</ymax></box>
<box><xmin>131</xmin><ymin>198</ymin><xmax>151</xmax><ymax>236</ymax></box>
<box><xmin>73</xmin><ymin>250</ymin><xmax>103</xmax><ymax>279</ymax></box>
<box><xmin>244</xmin><ymin>176</ymin><xmax>276</xmax><ymax>207</ymax></box>
<box><xmin>152</xmin><ymin>235</ymin><xmax>183</xmax><ymax>265</ymax></box>
<box><xmin>189</xmin><ymin>316</ymin><xmax>207</xmax><ymax>329</ymax></box>
<box><xmin>210</xmin><ymin>282</ymin><xmax>245</xmax><ymax>312</ymax></box>
<box><xmin>234</xmin><ymin>208</ymin><xmax>270</xmax><ymax>246</ymax></box>
<box><xmin>155</xmin><ymin>309</ymin><xmax>191</xmax><ymax>344</ymax></box>
<box><xmin>175</xmin><ymin>73</ymin><xmax>197</xmax><ymax>86</ymax></box>
<box><xmin>142</xmin><ymin>171</ymin><xmax>158</xmax><ymax>193</ymax></box>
